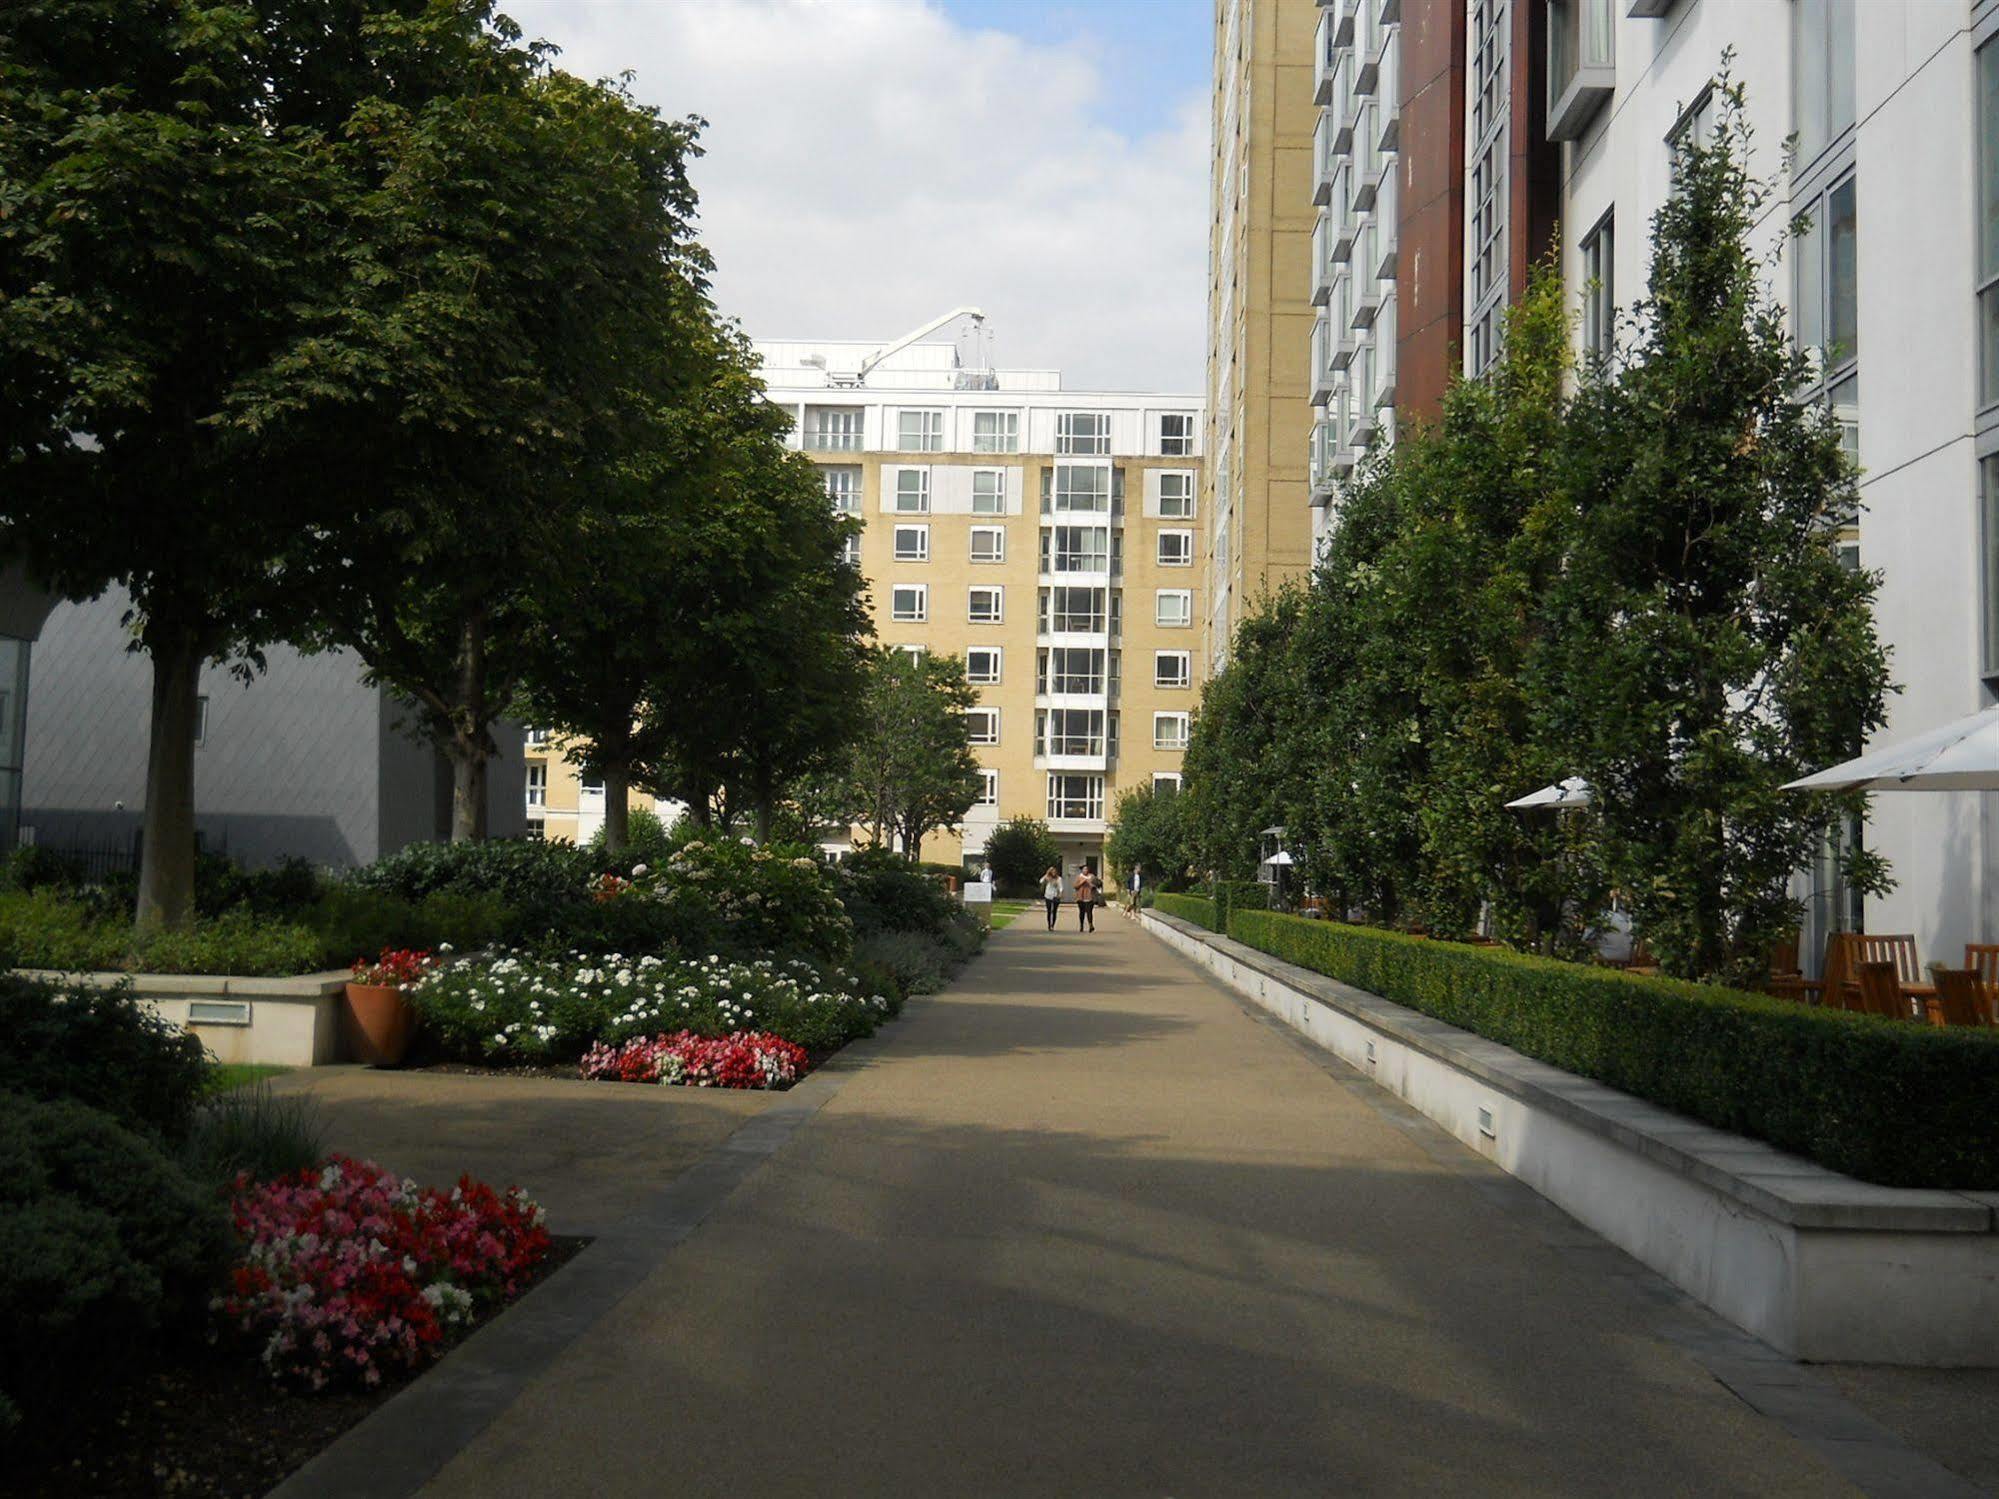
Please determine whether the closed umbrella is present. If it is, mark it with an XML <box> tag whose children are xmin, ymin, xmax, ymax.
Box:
<box><xmin>1504</xmin><ymin>777</ymin><xmax>1594</xmax><ymax>811</ymax></box>
<box><xmin>1782</xmin><ymin>704</ymin><xmax>1999</xmax><ymax>793</ymax></box>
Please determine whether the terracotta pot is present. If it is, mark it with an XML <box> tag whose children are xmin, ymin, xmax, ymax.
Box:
<box><xmin>342</xmin><ymin>981</ymin><xmax>414</xmax><ymax>1066</ymax></box>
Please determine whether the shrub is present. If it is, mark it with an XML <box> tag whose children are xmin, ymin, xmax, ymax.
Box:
<box><xmin>308</xmin><ymin>885</ymin><xmax>510</xmax><ymax>967</ymax></box>
<box><xmin>138</xmin><ymin>909</ymin><xmax>323</xmax><ymax>978</ymax></box>
<box><xmin>0</xmin><ymin>975</ymin><xmax>210</xmax><ymax>1142</ymax></box>
<box><xmin>0</xmin><ymin>888</ymin><xmax>130</xmax><ymax>971</ymax></box>
<box><xmin>837</xmin><ymin>850</ymin><xmax>959</xmax><ymax>939</ymax></box>
<box><xmin>1153</xmin><ymin>893</ymin><xmax>1219</xmax><ymax>931</ymax></box>
<box><xmin>0</xmin><ymin>1093</ymin><xmax>231</xmax><ymax>1437</ymax></box>
<box><xmin>584</xmin><ymin>806</ymin><xmax>680</xmax><ymax>873</ymax></box>
<box><xmin>579</xmin><ymin>1030</ymin><xmax>809</xmax><ymax>1089</ymax></box>
<box><xmin>982</xmin><ymin>817</ymin><xmax>1062</xmax><ymax>897</ymax></box>
<box><xmin>181</xmin><ymin>1083</ymin><xmax>327</xmax><ymax>1187</ymax></box>
<box><xmin>646</xmin><ymin>838</ymin><xmax>852</xmax><ymax>963</ymax></box>
<box><xmin>350</xmin><ymin>838</ymin><xmax>597</xmax><ymax>934</ymax></box>
<box><xmin>1213</xmin><ymin>880</ymin><xmax>1268</xmax><ymax>926</ymax></box>
<box><xmin>1228</xmin><ymin>910</ymin><xmax>1999</xmax><ymax>1189</ymax></box>
<box><xmin>218</xmin><ymin>1156</ymin><xmax>549</xmax><ymax>1390</ymax></box>
<box><xmin>849</xmin><ymin>957</ymin><xmax>907</xmax><ymax>1011</ymax></box>
<box><xmin>852</xmin><ymin>930</ymin><xmax>954</xmax><ymax>998</ymax></box>
<box><xmin>0</xmin><ymin>845</ymin><xmax>86</xmax><ymax>894</ymax></box>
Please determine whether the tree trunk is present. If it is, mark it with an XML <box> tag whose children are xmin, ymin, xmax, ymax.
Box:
<box><xmin>136</xmin><ymin>628</ymin><xmax>204</xmax><ymax>932</ymax></box>
<box><xmin>602</xmin><ymin>766</ymin><xmax>630</xmax><ymax>856</ymax></box>
<box><xmin>448</xmin><ymin>612</ymin><xmax>488</xmax><ymax>843</ymax></box>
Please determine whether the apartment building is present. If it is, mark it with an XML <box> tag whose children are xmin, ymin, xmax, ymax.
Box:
<box><xmin>1550</xmin><ymin>0</ymin><xmax>1996</xmax><ymax>964</ymax></box>
<box><xmin>757</xmin><ymin>337</ymin><xmax>1206</xmax><ymax>875</ymax></box>
<box><xmin>1209</xmin><ymin>0</ymin><xmax>1321</xmax><ymax>662</ymax></box>
<box><xmin>519</xmin><ymin>732</ymin><xmax>676</xmax><ymax>846</ymax></box>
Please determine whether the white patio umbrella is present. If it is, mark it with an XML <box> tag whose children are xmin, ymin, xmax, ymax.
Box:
<box><xmin>1782</xmin><ymin>703</ymin><xmax>1999</xmax><ymax>793</ymax></box>
<box><xmin>1504</xmin><ymin>776</ymin><xmax>1594</xmax><ymax>811</ymax></box>
<box><xmin>1265</xmin><ymin>850</ymin><xmax>1295</xmax><ymax>867</ymax></box>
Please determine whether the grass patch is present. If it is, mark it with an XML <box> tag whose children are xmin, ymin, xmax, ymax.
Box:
<box><xmin>987</xmin><ymin>900</ymin><xmax>1031</xmax><ymax>931</ymax></box>
<box><xmin>205</xmin><ymin>1063</ymin><xmax>291</xmax><ymax>1094</ymax></box>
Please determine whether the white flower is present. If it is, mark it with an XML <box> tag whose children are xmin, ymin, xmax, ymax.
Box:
<box><xmin>631</xmin><ymin>863</ymin><xmax>649</xmax><ymax>878</ymax></box>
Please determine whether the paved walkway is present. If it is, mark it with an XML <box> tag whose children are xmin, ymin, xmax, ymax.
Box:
<box><xmin>383</xmin><ymin>914</ymin><xmax>1987</xmax><ymax>1497</ymax></box>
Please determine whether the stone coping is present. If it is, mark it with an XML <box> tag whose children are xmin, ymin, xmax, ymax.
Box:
<box><xmin>17</xmin><ymin>966</ymin><xmax>349</xmax><ymax>999</ymax></box>
<box><xmin>1144</xmin><ymin>911</ymin><xmax>1994</xmax><ymax>1235</ymax></box>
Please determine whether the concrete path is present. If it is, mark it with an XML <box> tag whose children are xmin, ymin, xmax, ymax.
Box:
<box><xmin>387</xmin><ymin>914</ymin><xmax>1994</xmax><ymax>1497</ymax></box>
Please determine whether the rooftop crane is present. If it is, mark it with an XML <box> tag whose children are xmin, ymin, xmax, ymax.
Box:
<box><xmin>823</xmin><ymin>306</ymin><xmax>987</xmax><ymax>387</ymax></box>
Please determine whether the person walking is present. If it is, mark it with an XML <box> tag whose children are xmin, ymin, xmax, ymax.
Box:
<box><xmin>1074</xmin><ymin>866</ymin><xmax>1097</xmax><ymax>932</ymax></box>
<box><xmin>1124</xmin><ymin>862</ymin><xmax>1144</xmax><ymax>914</ymax></box>
<box><xmin>1040</xmin><ymin>866</ymin><xmax>1063</xmax><ymax>931</ymax></box>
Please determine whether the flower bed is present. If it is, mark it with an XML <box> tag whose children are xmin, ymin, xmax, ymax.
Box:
<box><xmin>405</xmin><ymin>950</ymin><xmax>893</xmax><ymax>1063</ymax></box>
<box><xmin>579</xmin><ymin>1029</ymin><xmax>808</xmax><ymax>1088</ymax></box>
<box><xmin>218</xmin><ymin>1157</ymin><xmax>551</xmax><ymax>1390</ymax></box>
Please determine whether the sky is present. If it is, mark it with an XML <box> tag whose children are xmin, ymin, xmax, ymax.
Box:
<box><xmin>496</xmin><ymin>0</ymin><xmax>1212</xmax><ymax>392</ymax></box>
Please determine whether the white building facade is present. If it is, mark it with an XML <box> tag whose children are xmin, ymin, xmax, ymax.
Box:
<box><xmin>1553</xmin><ymin>0</ymin><xmax>1997</xmax><ymax>964</ymax></box>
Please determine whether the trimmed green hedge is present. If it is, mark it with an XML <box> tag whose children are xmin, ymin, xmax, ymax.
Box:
<box><xmin>1212</xmin><ymin>880</ymin><xmax>1268</xmax><ymax>929</ymax></box>
<box><xmin>1153</xmin><ymin>893</ymin><xmax>1220</xmax><ymax>931</ymax></box>
<box><xmin>1227</xmin><ymin>910</ymin><xmax>1999</xmax><ymax>1190</ymax></box>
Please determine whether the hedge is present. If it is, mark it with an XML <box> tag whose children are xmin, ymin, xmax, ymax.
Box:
<box><xmin>1226</xmin><ymin>910</ymin><xmax>1999</xmax><ymax>1190</ymax></box>
<box><xmin>1153</xmin><ymin>893</ymin><xmax>1219</xmax><ymax>931</ymax></box>
<box><xmin>1212</xmin><ymin>880</ymin><xmax>1267</xmax><ymax>927</ymax></box>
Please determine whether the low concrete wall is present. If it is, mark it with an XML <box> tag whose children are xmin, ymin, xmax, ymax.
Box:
<box><xmin>1141</xmin><ymin>910</ymin><xmax>1999</xmax><ymax>1366</ymax></box>
<box><xmin>22</xmin><ymin>968</ymin><xmax>348</xmax><ymax>1067</ymax></box>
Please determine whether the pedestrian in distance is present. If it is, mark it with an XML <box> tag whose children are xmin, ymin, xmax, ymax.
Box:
<box><xmin>1074</xmin><ymin>867</ymin><xmax>1097</xmax><ymax>932</ymax></box>
<box><xmin>1124</xmin><ymin>862</ymin><xmax>1143</xmax><ymax>914</ymax></box>
<box><xmin>1040</xmin><ymin>866</ymin><xmax>1063</xmax><ymax>931</ymax></box>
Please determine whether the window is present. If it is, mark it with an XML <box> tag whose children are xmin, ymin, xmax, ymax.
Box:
<box><xmin>1580</xmin><ymin>212</ymin><xmax>1614</xmax><ymax>367</ymax></box>
<box><xmin>838</xmin><ymin>533</ymin><xmax>862</xmax><ymax>567</ymax></box>
<box><xmin>1040</xmin><ymin>708</ymin><xmax>1105</xmax><ymax>756</ymax></box>
<box><xmin>1155</xmin><ymin>590</ymin><xmax>1193</xmax><ymax>627</ymax></box>
<box><xmin>823</xmin><ymin>466</ymin><xmax>861</xmax><ymax>514</ymax></box>
<box><xmin>1546</xmin><ymin>0</ymin><xmax>1614</xmax><ymax>142</ymax></box>
<box><xmin>1793</xmin><ymin>0</ymin><xmax>1856</xmax><ymax>167</ymax></box>
<box><xmin>193</xmin><ymin>695</ymin><xmax>209</xmax><ymax>748</ymax></box>
<box><xmin>972</xmin><ymin>411</ymin><xmax>1019</xmax><ymax>453</ymax></box>
<box><xmin>1049</xmin><ymin>464</ymin><xmax>1111</xmax><ymax>514</ymax></box>
<box><xmin>892</xmin><ymin>584</ymin><xmax>927</xmax><ymax>622</ymax></box>
<box><xmin>1981</xmin><ymin>39</ymin><xmax>1999</xmax><ymax>409</ymax></box>
<box><xmin>1158</xmin><ymin>530</ymin><xmax>1195</xmax><ymax>567</ymax></box>
<box><xmin>1154</xmin><ymin>651</ymin><xmax>1192</xmax><ymax>689</ymax></box>
<box><xmin>968</xmin><ymin>585</ymin><xmax>1004</xmax><ymax>624</ymax></box>
<box><xmin>525</xmin><ymin>726</ymin><xmax>552</xmax><ymax>748</ymax></box>
<box><xmin>897</xmin><ymin>410</ymin><xmax>944</xmax><ymax>451</ymax></box>
<box><xmin>894</xmin><ymin>643</ymin><xmax>926</xmax><ymax>662</ymax></box>
<box><xmin>525</xmin><ymin>816</ymin><xmax>546</xmax><ymax>840</ymax></box>
<box><xmin>1151</xmin><ymin>772</ymin><xmax>1183</xmax><ymax>795</ymax></box>
<box><xmin>1668</xmin><ymin>84</ymin><xmax>1718</xmax><ymax>180</ymax></box>
<box><xmin>972</xmin><ymin>469</ymin><xmax>1007</xmax><ymax>514</ymax></box>
<box><xmin>1795</xmin><ymin>171</ymin><xmax>1858</xmax><ymax>463</ymax></box>
<box><xmin>967</xmin><ymin>647</ymin><xmax>1003</xmax><ymax>685</ymax></box>
<box><xmin>966</xmin><ymin>707</ymin><xmax>1000</xmax><ymax>745</ymax></box>
<box><xmin>1159</xmin><ymin>471</ymin><xmax>1196</xmax><ymax>519</ymax></box>
<box><xmin>1056</xmin><ymin>411</ymin><xmax>1112</xmax><ymax>455</ymax></box>
<box><xmin>1153</xmin><ymin>712</ymin><xmax>1190</xmax><ymax>751</ymax></box>
<box><xmin>1042</xmin><ymin>525</ymin><xmax>1110</xmax><ymax>573</ymax></box>
<box><xmin>1160</xmin><ymin>412</ymin><xmax>1194</xmax><ymax>456</ymax></box>
<box><xmin>893</xmin><ymin>469</ymin><xmax>930</xmax><ymax>514</ymax></box>
<box><xmin>1040</xmin><ymin>647</ymin><xmax>1106</xmax><ymax>695</ymax></box>
<box><xmin>1465</xmin><ymin>0</ymin><xmax>1509</xmax><ymax>378</ymax></box>
<box><xmin>893</xmin><ymin>524</ymin><xmax>930</xmax><ymax>562</ymax></box>
<box><xmin>1046</xmin><ymin>773</ymin><xmax>1105</xmax><ymax>820</ymax></box>
<box><xmin>1984</xmin><ymin>456</ymin><xmax>1999</xmax><ymax>676</ymax></box>
<box><xmin>525</xmin><ymin>763</ymin><xmax>547</xmax><ymax>808</ymax></box>
<box><xmin>579</xmin><ymin>774</ymin><xmax>605</xmax><ymax>798</ymax></box>
<box><xmin>977</xmin><ymin>769</ymin><xmax>1000</xmax><ymax>806</ymax></box>
<box><xmin>1041</xmin><ymin>586</ymin><xmax>1106</xmax><ymax>633</ymax></box>
<box><xmin>970</xmin><ymin>526</ymin><xmax>1006</xmax><ymax>563</ymax></box>
<box><xmin>802</xmin><ymin>407</ymin><xmax>863</xmax><ymax>451</ymax></box>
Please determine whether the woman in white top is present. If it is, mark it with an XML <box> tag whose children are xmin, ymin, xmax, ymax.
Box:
<box><xmin>1040</xmin><ymin>867</ymin><xmax>1064</xmax><ymax>930</ymax></box>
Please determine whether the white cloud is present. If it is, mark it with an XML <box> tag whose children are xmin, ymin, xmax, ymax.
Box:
<box><xmin>499</xmin><ymin>0</ymin><xmax>1208</xmax><ymax>391</ymax></box>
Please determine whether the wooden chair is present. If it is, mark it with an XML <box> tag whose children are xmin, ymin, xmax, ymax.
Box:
<box><xmin>1856</xmin><ymin>934</ymin><xmax>1922</xmax><ymax>988</ymax></box>
<box><xmin>1766</xmin><ymin>928</ymin><xmax>1806</xmax><ymax>1000</ymax></box>
<box><xmin>1801</xmin><ymin>931</ymin><xmax>1860</xmax><ymax>1009</ymax></box>
<box><xmin>1965</xmin><ymin>946</ymin><xmax>1999</xmax><ymax>1021</ymax></box>
<box><xmin>1854</xmin><ymin>960</ymin><xmax>1914</xmax><ymax>1021</ymax></box>
<box><xmin>1927</xmin><ymin>967</ymin><xmax>1991</xmax><ymax>1029</ymax></box>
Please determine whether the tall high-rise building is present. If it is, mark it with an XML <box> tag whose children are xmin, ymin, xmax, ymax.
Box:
<box><xmin>1208</xmin><ymin>0</ymin><xmax>1321</xmax><ymax>663</ymax></box>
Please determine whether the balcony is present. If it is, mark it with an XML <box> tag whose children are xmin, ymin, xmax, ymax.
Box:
<box><xmin>1313</xmin><ymin>112</ymin><xmax>1334</xmax><ymax>207</ymax></box>
<box><xmin>1310</xmin><ymin>315</ymin><xmax>1334</xmax><ymax>406</ymax></box>
<box><xmin>1331</xmin><ymin>0</ymin><xmax>1358</xmax><ymax>48</ymax></box>
<box><xmin>1310</xmin><ymin>420</ymin><xmax>1339</xmax><ymax>504</ymax></box>
<box><xmin>1353</xmin><ymin>4</ymin><xmax>1378</xmax><ymax>95</ymax></box>
<box><xmin>1330</xmin><ymin>179</ymin><xmax>1358</xmax><ymax>261</ymax></box>
<box><xmin>1329</xmin><ymin>271</ymin><xmax>1358</xmax><ymax>368</ymax></box>
<box><xmin>1372</xmin><ymin>294</ymin><xmax>1397</xmax><ymax>410</ymax></box>
<box><xmin>1373</xmin><ymin>169</ymin><xmax>1398</xmax><ymax>279</ymax></box>
<box><xmin>1374</xmin><ymin>31</ymin><xmax>1398</xmax><ymax>150</ymax></box>
<box><xmin>1314</xmin><ymin>9</ymin><xmax>1336</xmax><ymax>104</ymax></box>
<box><xmin>1547</xmin><ymin>0</ymin><xmax>1615</xmax><ymax>142</ymax></box>
<box><xmin>1351</xmin><ymin>228</ymin><xmax>1381</xmax><ymax>328</ymax></box>
<box><xmin>1352</xmin><ymin>107</ymin><xmax>1378</xmax><ymax>210</ymax></box>
<box><xmin>1311</xmin><ymin>216</ymin><xmax>1331</xmax><ymax>306</ymax></box>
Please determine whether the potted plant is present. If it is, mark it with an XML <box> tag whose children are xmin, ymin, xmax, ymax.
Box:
<box><xmin>343</xmin><ymin>948</ymin><xmax>434</xmax><ymax>1066</ymax></box>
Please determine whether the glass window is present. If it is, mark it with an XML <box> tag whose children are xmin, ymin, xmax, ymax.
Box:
<box><xmin>1056</xmin><ymin>411</ymin><xmax>1112</xmax><ymax>455</ymax></box>
<box><xmin>1050</xmin><ymin>464</ymin><xmax>1111</xmax><ymax>513</ymax></box>
<box><xmin>1547</xmin><ymin>0</ymin><xmax>1614</xmax><ymax>141</ymax></box>
<box><xmin>972</xmin><ymin>469</ymin><xmax>1006</xmax><ymax>514</ymax></box>
<box><xmin>891</xmin><ymin>584</ymin><xmax>927</xmax><ymax>622</ymax></box>
<box><xmin>1041</xmin><ymin>709</ymin><xmax>1105</xmax><ymax>756</ymax></box>
<box><xmin>1793</xmin><ymin>0</ymin><xmax>1856</xmax><ymax>166</ymax></box>
<box><xmin>822</xmin><ymin>466</ymin><xmax>861</xmax><ymax>513</ymax></box>
<box><xmin>1581</xmin><ymin>212</ymin><xmax>1614</xmax><ymax>367</ymax></box>
<box><xmin>1158</xmin><ymin>530</ymin><xmax>1195</xmax><ymax>567</ymax></box>
<box><xmin>1160</xmin><ymin>413</ymin><xmax>1194</xmax><ymax>455</ymax></box>
<box><xmin>893</xmin><ymin>524</ymin><xmax>929</xmax><ymax>562</ymax></box>
<box><xmin>579</xmin><ymin>774</ymin><xmax>605</xmax><ymax>797</ymax></box>
<box><xmin>967</xmin><ymin>647</ymin><xmax>1003</xmax><ymax>684</ymax></box>
<box><xmin>525</xmin><ymin>763</ymin><xmax>547</xmax><ymax>808</ymax></box>
<box><xmin>838</xmin><ymin>533</ymin><xmax>861</xmax><ymax>567</ymax></box>
<box><xmin>968</xmin><ymin>586</ymin><xmax>1004</xmax><ymax>624</ymax></box>
<box><xmin>966</xmin><ymin>708</ymin><xmax>1000</xmax><ymax>745</ymax></box>
<box><xmin>897</xmin><ymin>410</ymin><xmax>944</xmax><ymax>451</ymax></box>
<box><xmin>802</xmin><ymin>407</ymin><xmax>864</xmax><ymax>451</ymax></box>
<box><xmin>893</xmin><ymin>469</ymin><xmax>930</xmax><ymax>514</ymax></box>
<box><xmin>1153</xmin><ymin>712</ymin><xmax>1190</xmax><ymax>751</ymax></box>
<box><xmin>1984</xmin><ymin>456</ymin><xmax>1999</xmax><ymax>676</ymax></box>
<box><xmin>972</xmin><ymin>411</ymin><xmax>1019</xmax><ymax>453</ymax></box>
<box><xmin>1151</xmin><ymin>773</ymin><xmax>1182</xmax><ymax>795</ymax></box>
<box><xmin>1041</xmin><ymin>586</ymin><xmax>1106</xmax><ymax>633</ymax></box>
<box><xmin>1046</xmin><ymin>773</ymin><xmax>1105</xmax><ymax>820</ymax></box>
<box><xmin>1980</xmin><ymin>40</ymin><xmax>1999</xmax><ymax>408</ymax></box>
<box><xmin>1042</xmin><ymin>525</ymin><xmax>1110</xmax><ymax>574</ymax></box>
<box><xmin>1796</xmin><ymin>172</ymin><xmax>1858</xmax><ymax>396</ymax></box>
<box><xmin>1155</xmin><ymin>590</ymin><xmax>1193</xmax><ymax>628</ymax></box>
<box><xmin>977</xmin><ymin>769</ymin><xmax>1000</xmax><ymax>805</ymax></box>
<box><xmin>970</xmin><ymin>525</ymin><xmax>1006</xmax><ymax>563</ymax></box>
<box><xmin>1040</xmin><ymin>647</ymin><xmax>1106</xmax><ymax>695</ymax></box>
<box><xmin>1159</xmin><ymin>471</ymin><xmax>1196</xmax><ymax>518</ymax></box>
<box><xmin>1154</xmin><ymin>651</ymin><xmax>1192</xmax><ymax>688</ymax></box>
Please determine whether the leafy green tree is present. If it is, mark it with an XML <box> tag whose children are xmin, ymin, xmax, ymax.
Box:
<box><xmin>1105</xmin><ymin>782</ymin><xmax>1194</xmax><ymax>891</ymax></box>
<box><xmin>982</xmin><ymin>816</ymin><xmax>1062</xmax><ymax>897</ymax></box>
<box><xmin>839</xmin><ymin>650</ymin><xmax>982</xmax><ymax>856</ymax></box>
<box><xmin>1532</xmin><ymin>79</ymin><xmax>1890</xmax><ymax>982</ymax></box>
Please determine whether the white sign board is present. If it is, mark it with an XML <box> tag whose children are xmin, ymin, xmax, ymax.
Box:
<box><xmin>964</xmin><ymin>880</ymin><xmax>994</xmax><ymax>904</ymax></box>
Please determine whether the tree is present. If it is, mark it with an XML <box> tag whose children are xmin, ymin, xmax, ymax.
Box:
<box><xmin>982</xmin><ymin>817</ymin><xmax>1061</xmax><ymax>897</ymax></box>
<box><xmin>1532</xmin><ymin>76</ymin><xmax>1890</xmax><ymax>983</ymax></box>
<box><xmin>837</xmin><ymin>650</ymin><xmax>982</xmax><ymax>857</ymax></box>
<box><xmin>0</xmin><ymin>0</ymin><xmax>481</xmax><ymax>926</ymax></box>
<box><xmin>1105</xmin><ymin>782</ymin><xmax>1193</xmax><ymax>891</ymax></box>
